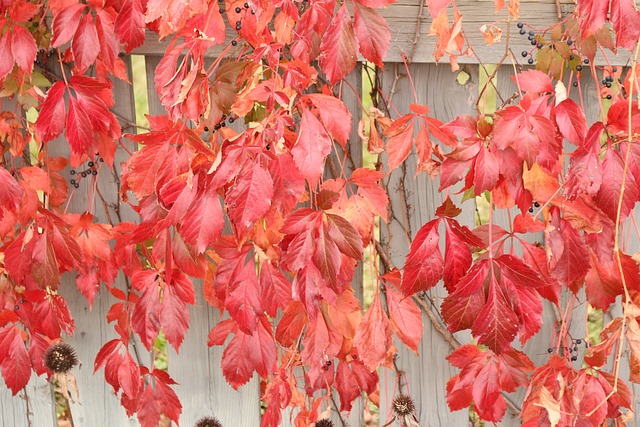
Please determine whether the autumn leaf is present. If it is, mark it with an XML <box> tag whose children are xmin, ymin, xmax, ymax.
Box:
<box><xmin>319</xmin><ymin>4</ymin><xmax>358</xmax><ymax>85</ymax></box>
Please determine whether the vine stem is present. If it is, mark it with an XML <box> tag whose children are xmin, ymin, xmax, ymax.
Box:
<box><xmin>587</xmin><ymin>40</ymin><xmax>640</xmax><ymax>418</ymax></box>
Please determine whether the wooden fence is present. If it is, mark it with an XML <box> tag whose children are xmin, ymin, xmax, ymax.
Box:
<box><xmin>2</xmin><ymin>0</ymin><xmax>640</xmax><ymax>426</ymax></box>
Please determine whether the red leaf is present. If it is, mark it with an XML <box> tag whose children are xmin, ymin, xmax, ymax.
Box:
<box><xmin>227</xmin><ymin>161</ymin><xmax>273</xmax><ymax>237</ymax></box>
<box><xmin>319</xmin><ymin>4</ymin><xmax>358</xmax><ymax>85</ymax></box>
<box><xmin>137</xmin><ymin>385</ymin><xmax>161</xmax><ymax>427</ymax></box>
<box><xmin>10</xmin><ymin>25</ymin><xmax>37</xmax><ymax>73</ymax></box>
<box><xmin>547</xmin><ymin>208</ymin><xmax>591</xmax><ymax>287</ymax></box>
<box><xmin>386</xmin><ymin>286</ymin><xmax>422</xmax><ymax>353</ymax></box>
<box><xmin>556</xmin><ymin>99</ymin><xmax>587</xmax><ymax>146</ymax></box>
<box><xmin>426</xmin><ymin>0</ymin><xmax>452</xmax><ymax>17</ymax></box>
<box><xmin>594</xmin><ymin>147</ymin><xmax>639</xmax><ymax>221</ymax></box>
<box><xmin>305</xmin><ymin>93</ymin><xmax>352</xmax><ymax>147</ymax></box>
<box><xmin>259</xmin><ymin>262</ymin><xmax>292</xmax><ymax>318</ymax></box>
<box><xmin>66</xmin><ymin>97</ymin><xmax>94</xmax><ymax>155</ymax></box>
<box><xmin>292</xmin><ymin>108</ymin><xmax>333</xmax><ymax>186</ymax></box>
<box><xmin>51</xmin><ymin>4</ymin><xmax>85</xmax><ymax>47</ymax></box>
<box><xmin>471</xmin><ymin>275</ymin><xmax>519</xmax><ymax>353</ymax></box>
<box><xmin>473</xmin><ymin>146</ymin><xmax>499</xmax><ymax>194</ymax></box>
<box><xmin>115</xmin><ymin>0</ymin><xmax>146</xmax><ymax>53</ymax></box>
<box><xmin>610</xmin><ymin>0</ymin><xmax>640</xmax><ymax>50</ymax></box>
<box><xmin>36</xmin><ymin>82</ymin><xmax>67</xmax><ymax>143</ymax></box>
<box><xmin>401</xmin><ymin>219</ymin><xmax>443</xmax><ymax>296</ymax></box>
<box><xmin>350</xmin><ymin>168</ymin><xmax>389</xmax><ymax>222</ymax></box>
<box><xmin>117</xmin><ymin>351</ymin><xmax>140</xmax><ymax>400</ymax></box>
<box><xmin>72</xmin><ymin>13</ymin><xmax>100</xmax><ymax>73</ymax></box>
<box><xmin>94</xmin><ymin>339</ymin><xmax>121</xmax><ymax>372</ymax></box>
<box><xmin>300</xmin><ymin>309</ymin><xmax>342</xmax><ymax>383</ymax></box>
<box><xmin>353</xmin><ymin>4</ymin><xmax>390</xmax><ymax>68</ymax></box>
<box><xmin>353</xmin><ymin>291</ymin><xmax>393</xmax><ymax>370</ymax></box>
<box><xmin>0</xmin><ymin>33</ymin><xmax>12</xmax><ymax>80</ymax></box>
<box><xmin>226</xmin><ymin>260</ymin><xmax>262</xmax><ymax>334</ymax></box>
<box><xmin>275</xmin><ymin>301</ymin><xmax>307</xmax><ymax>347</ymax></box>
<box><xmin>510</xmin><ymin>70</ymin><xmax>553</xmax><ymax>93</ymax></box>
<box><xmin>180</xmin><ymin>190</ymin><xmax>224</xmax><ymax>254</ymax></box>
<box><xmin>576</xmin><ymin>0</ymin><xmax>608</xmax><ymax>38</ymax></box>
<box><xmin>443</xmin><ymin>221</ymin><xmax>473</xmax><ymax>292</ymax></box>
<box><xmin>386</xmin><ymin>119</ymin><xmax>414</xmax><ymax>172</ymax></box>
<box><xmin>1</xmin><ymin>332</ymin><xmax>31</xmax><ymax>395</ymax></box>
<box><xmin>221</xmin><ymin>317</ymin><xmax>276</xmax><ymax>389</ymax></box>
<box><xmin>159</xmin><ymin>282</ymin><xmax>191</xmax><ymax>351</ymax></box>
<box><xmin>154</xmin><ymin>371</ymin><xmax>181</xmax><ymax>423</ymax></box>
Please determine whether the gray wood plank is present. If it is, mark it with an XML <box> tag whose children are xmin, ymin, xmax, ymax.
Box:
<box><xmin>378</xmin><ymin>62</ymin><xmax>477</xmax><ymax>427</ymax></box>
<box><xmin>144</xmin><ymin>55</ymin><xmax>262</xmax><ymax>427</ymax></box>
<box><xmin>57</xmin><ymin>56</ymin><xmax>148</xmax><ymax>427</ymax></box>
<box><xmin>0</xmin><ymin>97</ymin><xmax>57</xmax><ymax>427</ymax></box>
<box><xmin>130</xmin><ymin>0</ymin><xmax>626</xmax><ymax>66</ymax></box>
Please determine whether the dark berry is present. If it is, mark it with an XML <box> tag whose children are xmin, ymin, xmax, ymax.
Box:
<box><xmin>88</xmin><ymin>161</ymin><xmax>94</xmax><ymax>167</ymax></box>
<box><xmin>70</xmin><ymin>179</ymin><xmax>76</xmax><ymax>185</ymax></box>
<box><xmin>99</xmin><ymin>158</ymin><xmax>104</xmax><ymax>162</ymax></box>
<box><xmin>529</xmin><ymin>30</ymin><xmax>535</xmax><ymax>36</ymax></box>
<box><xmin>570</xmin><ymin>54</ymin><xmax>575</xmax><ymax>60</ymax></box>
<box><xmin>74</xmin><ymin>183</ymin><xmax>79</xmax><ymax>188</ymax></box>
<box><xmin>517</xmin><ymin>22</ymin><xmax>524</xmax><ymax>28</ymax></box>
<box><xmin>14</xmin><ymin>305</ymin><xmax>19</xmax><ymax>310</ymax></box>
<box><xmin>326</xmin><ymin>360</ymin><xmax>331</xmax><ymax>366</ymax></box>
<box><xmin>606</xmin><ymin>75</ymin><xmax>614</xmax><ymax>82</ymax></box>
<box><xmin>529</xmin><ymin>207</ymin><xmax>534</xmax><ymax>213</ymax></box>
<box><xmin>219</xmin><ymin>8</ymin><xmax>224</xmax><ymax>13</ymax></box>
<box><xmin>576</xmin><ymin>339</ymin><xmax>582</xmax><ymax>344</ymax></box>
<box><xmin>194</xmin><ymin>416</ymin><xmax>222</xmax><ymax>427</ymax></box>
<box><xmin>537</xmin><ymin>42</ymin><xmax>543</xmax><ymax>48</ymax></box>
<box><xmin>244</xmin><ymin>2</ymin><xmax>249</xmax><ymax>8</ymax></box>
<box><xmin>220</xmin><ymin>122</ymin><xmax>226</xmax><ymax>127</ymax></box>
<box><xmin>583</xmin><ymin>58</ymin><xmax>590</xmax><ymax>64</ymax></box>
<box><xmin>265</xmin><ymin>144</ymin><xmax>270</xmax><ymax>150</ymax></box>
<box><xmin>228</xmin><ymin>117</ymin><xmax>234</xmax><ymax>123</ymax></box>
<box><xmin>214</xmin><ymin>124</ymin><xmax>221</xmax><ymax>130</ymax></box>
<box><xmin>571</xmin><ymin>356</ymin><xmax>578</xmax><ymax>361</ymax></box>
<box><xmin>118</xmin><ymin>52</ymin><xmax>125</xmax><ymax>58</ymax></box>
<box><xmin>70</xmin><ymin>170</ymin><xmax>76</xmax><ymax>175</ymax></box>
<box><xmin>231</xmin><ymin>40</ymin><xmax>237</xmax><ymax>46</ymax></box>
<box><xmin>573</xmin><ymin>81</ymin><xmax>578</xmax><ymax>87</ymax></box>
<box><xmin>235</xmin><ymin>6</ymin><xmax>241</xmax><ymax>12</ymax></box>
<box><xmin>92</xmin><ymin>170</ymin><xmax>97</xmax><ymax>176</ymax></box>
<box><xmin>606</xmin><ymin>94</ymin><xmax>612</xmax><ymax>99</ymax></box>
<box><xmin>567</xmin><ymin>38</ymin><xmax>573</xmax><ymax>45</ymax></box>
<box><xmin>528</xmin><ymin>35</ymin><xmax>534</xmax><ymax>41</ymax></box>
<box><xmin>521</xmin><ymin>50</ymin><xmax>528</xmax><ymax>57</ymax></box>
<box><xmin>44</xmin><ymin>343</ymin><xmax>78</xmax><ymax>373</ymax></box>
<box><xmin>606</xmin><ymin>82</ymin><xmax>612</xmax><ymax>88</ymax></box>
<box><xmin>204</xmin><ymin>126</ymin><xmax>209</xmax><ymax>132</ymax></box>
<box><xmin>39</xmin><ymin>48</ymin><xmax>45</xmax><ymax>54</ymax></box>
<box><xmin>548</xmin><ymin>348</ymin><xmax>554</xmax><ymax>353</ymax></box>
<box><xmin>528</xmin><ymin>58</ymin><xmax>534</xmax><ymax>64</ymax></box>
<box><xmin>531</xmin><ymin>40</ymin><xmax>537</xmax><ymax>45</ymax></box>
<box><xmin>613</xmin><ymin>67</ymin><xmax>618</xmax><ymax>72</ymax></box>
<box><xmin>576</xmin><ymin>65</ymin><xmax>582</xmax><ymax>71</ymax></box>
<box><xmin>251</xmin><ymin>9</ymin><xmax>255</xmax><ymax>14</ymax></box>
<box><xmin>392</xmin><ymin>395</ymin><xmax>416</xmax><ymax>417</ymax></box>
<box><xmin>32</xmin><ymin>22</ymin><xmax>38</xmax><ymax>27</ymax></box>
<box><xmin>534</xmin><ymin>201</ymin><xmax>540</xmax><ymax>208</ymax></box>
<box><xmin>81</xmin><ymin>172</ymin><xmax>87</xmax><ymax>177</ymax></box>
<box><xmin>221</xmin><ymin>115</ymin><xmax>226</xmax><ymax>120</ymax></box>
<box><xmin>519</xmin><ymin>29</ymin><xmax>526</xmax><ymax>35</ymax></box>
<box><xmin>602</xmin><ymin>79</ymin><xmax>608</xmax><ymax>85</ymax></box>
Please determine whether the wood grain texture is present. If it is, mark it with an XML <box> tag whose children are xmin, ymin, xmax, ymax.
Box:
<box><xmin>130</xmin><ymin>0</ymin><xmax>628</xmax><ymax>66</ymax></box>
<box><xmin>57</xmin><ymin>57</ymin><xmax>148</xmax><ymax>427</ymax></box>
<box><xmin>378</xmin><ymin>62</ymin><xmax>477</xmax><ymax>427</ymax></box>
<box><xmin>0</xmin><ymin>98</ymin><xmax>57</xmax><ymax>427</ymax></box>
<box><xmin>145</xmin><ymin>55</ymin><xmax>262</xmax><ymax>427</ymax></box>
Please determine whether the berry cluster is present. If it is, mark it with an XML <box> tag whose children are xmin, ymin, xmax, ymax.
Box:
<box><xmin>203</xmin><ymin>114</ymin><xmax>235</xmax><ymax>133</ymax></box>
<box><xmin>547</xmin><ymin>338</ymin><xmax>586</xmax><ymax>362</ymax></box>
<box><xmin>218</xmin><ymin>0</ymin><xmax>255</xmax><ymax>32</ymax></box>
<box><xmin>527</xmin><ymin>201</ymin><xmax>540</xmax><ymax>213</ymax></box>
<box><xmin>34</xmin><ymin>48</ymin><xmax>56</xmax><ymax>69</ymax></box>
<box><xmin>69</xmin><ymin>157</ymin><xmax>103</xmax><ymax>188</ymax></box>
<box><xmin>517</xmin><ymin>22</ymin><xmax>537</xmax><ymax>65</ymax></box>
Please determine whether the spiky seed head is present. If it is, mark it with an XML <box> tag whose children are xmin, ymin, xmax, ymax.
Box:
<box><xmin>392</xmin><ymin>394</ymin><xmax>416</xmax><ymax>417</ymax></box>
<box><xmin>194</xmin><ymin>416</ymin><xmax>222</xmax><ymax>427</ymax></box>
<box><xmin>314</xmin><ymin>420</ymin><xmax>334</xmax><ymax>427</ymax></box>
<box><xmin>44</xmin><ymin>343</ymin><xmax>78</xmax><ymax>373</ymax></box>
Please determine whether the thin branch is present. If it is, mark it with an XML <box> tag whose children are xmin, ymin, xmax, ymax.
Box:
<box><xmin>408</xmin><ymin>0</ymin><xmax>426</xmax><ymax>63</ymax></box>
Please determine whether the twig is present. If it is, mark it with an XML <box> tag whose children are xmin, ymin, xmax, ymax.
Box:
<box><xmin>330</xmin><ymin>394</ymin><xmax>347</xmax><ymax>427</ymax></box>
<box><xmin>408</xmin><ymin>0</ymin><xmax>427</xmax><ymax>63</ymax></box>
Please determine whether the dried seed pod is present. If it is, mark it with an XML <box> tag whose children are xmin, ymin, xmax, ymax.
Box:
<box><xmin>314</xmin><ymin>420</ymin><xmax>334</xmax><ymax>427</ymax></box>
<box><xmin>44</xmin><ymin>343</ymin><xmax>78</xmax><ymax>373</ymax></box>
<box><xmin>195</xmin><ymin>416</ymin><xmax>222</xmax><ymax>427</ymax></box>
<box><xmin>392</xmin><ymin>394</ymin><xmax>416</xmax><ymax>417</ymax></box>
